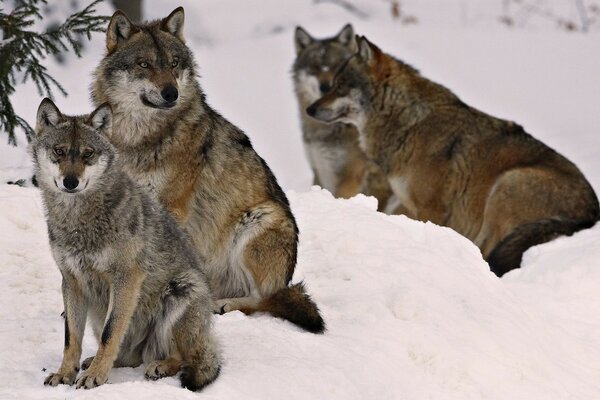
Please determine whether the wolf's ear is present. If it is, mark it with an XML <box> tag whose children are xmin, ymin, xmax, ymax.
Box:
<box><xmin>162</xmin><ymin>7</ymin><xmax>185</xmax><ymax>42</ymax></box>
<box><xmin>357</xmin><ymin>36</ymin><xmax>376</xmax><ymax>64</ymax></box>
<box><xmin>295</xmin><ymin>26</ymin><xmax>314</xmax><ymax>54</ymax></box>
<box><xmin>335</xmin><ymin>24</ymin><xmax>355</xmax><ymax>47</ymax></box>
<box><xmin>36</xmin><ymin>98</ymin><xmax>63</xmax><ymax>134</ymax></box>
<box><xmin>107</xmin><ymin>10</ymin><xmax>138</xmax><ymax>54</ymax></box>
<box><xmin>88</xmin><ymin>103</ymin><xmax>113</xmax><ymax>136</ymax></box>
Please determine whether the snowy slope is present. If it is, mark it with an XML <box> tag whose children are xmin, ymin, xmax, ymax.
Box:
<box><xmin>2</xmin><ymin>0</ymin><xmax>600</xmax><ymax>399</ymax></box>
<box><xmin>1</xmin><ymin>187</ymin><xmax>600</xmax><ymax>399</ymax></box>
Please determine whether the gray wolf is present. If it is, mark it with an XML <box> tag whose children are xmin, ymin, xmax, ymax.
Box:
<box><xmin>293</xmin><ymin>24</ymin><xmax>393</xmax><ymax>212</ymax></box>
<box><xmin>91</xmin><ymin>8</ymin><xmax>324</xmax><ymax>332</ymax></box>
<box><xmin>34</xmin><ymin>99</ymin><xmax>220</xmax><ymax>391</ymax></box>
<box><xmin>307</xmin><ymin>36</ymin><xmax>599</xmax><ymax>276</ymax></box>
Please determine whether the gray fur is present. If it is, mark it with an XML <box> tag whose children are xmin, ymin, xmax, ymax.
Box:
<box><xmin>34</xmin><ymin>100</ymin><xmax>220</xmax><ymax>390</ymax></box>
<box><xmin>292</xmin><ymin>25</ymin><xmax>393</xmax><ymax>210</ymax></box>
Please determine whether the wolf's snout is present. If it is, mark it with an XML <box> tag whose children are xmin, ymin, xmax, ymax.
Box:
<box><xmin>161</xmin><ymin>85</ymin><xmax>179</xmax><ymax>103</ymax></box>
<box><xmin>63</xmin><ymin>175</ymin><xmax>79</xmax><ymax>191</ymax></box>
<box><xmin>306</xmin><ymin>103</ymin><xmax>317</xmax><ymax>117</ymax></box>
<box><xmin>319</xmin><ymin>83</ymin><xmax>331</xmax><ymax>93</ymax></box>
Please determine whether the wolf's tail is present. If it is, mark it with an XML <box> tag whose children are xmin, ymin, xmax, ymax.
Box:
<box><xmin>179</xmin><ymin>330</ymin><xmax>221</xmax><ymax>391</ymax></box>
<box><xmin>241</xmin><ymin>282</ymin><xmax>325</xmax><ymax>334</ymax></box>
<box><xmin>487</xmin><ymin>217</ymin><xmax>596</xmax><ymax>277</ymax></box>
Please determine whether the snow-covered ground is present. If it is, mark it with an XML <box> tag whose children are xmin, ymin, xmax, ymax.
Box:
<box><xmin>2</xmin><ymin>0</ymin><xmax>600</xmax><ymax>398</ymax></box>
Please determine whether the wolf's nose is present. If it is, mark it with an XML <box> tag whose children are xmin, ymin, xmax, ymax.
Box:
<box><xmin>306</xmin><ymin>104</ymin><xmax>317</xmax><ymax>117</ymax></box>
<box><xmin>161</xmin><ymin>85</ymin><xmax>179</xmax><ymax>103</ymax></box>
<box><xmin>319</xmin><ymin>83</ymin><xmax>331</xmax><ymax>93</ymax></box>
<box><xmin>63</xmin><ymin>175</ymin><xmax>79</xmax><ymax>190</ymax></box>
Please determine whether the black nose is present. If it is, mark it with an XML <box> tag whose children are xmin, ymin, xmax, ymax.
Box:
<box><xmin>306</xmin><ymin>104</ymin><xmax>317</xmax><ymax>117</ymax></box>
<box><xmin>161</xmin><ymin>85</ymin><xmax>179</xmax><ymax>103</ymax></box>
<box><xmin>319</xmin><ymin>83</ymin><xmax>331</xmax><ymax>93</ymax></box>
<box><xmin>63</xmin><ymin>175</ymin><xmax>79</xmax><ymax>190</ymax></box>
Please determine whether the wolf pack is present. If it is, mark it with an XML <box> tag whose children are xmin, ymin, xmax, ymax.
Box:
<box><xmin>32</xmin><ymin>6</ymin><xmax>598</xmax><ymax>393</ymax></box>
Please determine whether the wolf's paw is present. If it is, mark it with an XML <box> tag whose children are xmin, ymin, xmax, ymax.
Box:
<box><xmin>75</xmin><ymin>369</ymin><xmax>108</xmax><ymax>389</ymax></box>
<box><xmin>213</xmin><ymin>299</ymin><xmax>232</xmax><ymax>314</ymax></box>
<box><xmin>44</xmin><ymin>370</ymin><xmax>77</xmax><ymax>386</ymax></box>
<box><xmin>144</xmin><ymin>359</ymin><xmax>181</xmax><ymax>381</ymax></box>
<box><xmin>81</xmin><ymin>356</ymin><xmax>94</xmax><ymax>370</ymax></box>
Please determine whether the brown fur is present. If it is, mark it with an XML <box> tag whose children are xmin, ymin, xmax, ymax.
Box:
<box><xmin>308</xmin><ymin>36</ymin><xmax>599</xmax><ymax>275</ymax></box>
<box><xmin>92</xmin><ymin>8</ymin><xmax>324</xmax><ymax>332</ymax></box>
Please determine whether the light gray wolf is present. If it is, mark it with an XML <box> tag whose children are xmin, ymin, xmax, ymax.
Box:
<box><xmin>33</xmin><ymin>99</ymin><xmax>220</xmax><ymax>391</ymax></box>
<box><xmin>307</xmin><ymin>36</ymin><xmax>600</xmax><ymax>276</ymax></box>
<box><xmin>293</xmin><ymin>24</ymin><xmax>393</xmax><ymax>212</ymax></box>
<box><xmin>91</xmin><ymin>8</ymin><xmax>324</xmax><ymax>332</ymax></box>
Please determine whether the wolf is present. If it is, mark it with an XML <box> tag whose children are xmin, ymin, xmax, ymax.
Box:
<box><xmin>293</xmin><ymin>24</ymin><xmax>393</xmax><ymax>212</ymax></box>
<box><xmin>307</xmin><ymin>36</ymin><xmax>600</xmax><ymax>276</ymax></box>
<box><xmin>91</xmin><ymin>8</ymin><xmax>324</xmax><ymax>333</ymax></box>
<box><xmin>33</xmin><ymin>99</ymin><xmax>220</xmax><ymax>391</ymax></box>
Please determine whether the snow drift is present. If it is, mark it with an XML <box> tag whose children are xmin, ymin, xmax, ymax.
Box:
<box><xmin>1</xmin><ymin>186</ymin><xmax>599</xmax><ymax>399</ymax></box>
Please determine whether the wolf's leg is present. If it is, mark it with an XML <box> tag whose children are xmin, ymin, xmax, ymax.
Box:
<box><xmin>144</xmin><ymin>357</ymin><xmax>182</xmax><ymax>380</ymax></box>
<box><xmin>175</xmin><ymin>304</ymin><xmax>220</xmax><ymax>391</ymax></box>
<box><xmin>312</xmin><ymin>169</ymin><xmax>321</xmax><ymax>187</ymax></box>
<box><xmin>214</xmin><ymin>296</ymin><xmax>261</xmax><ymax>314</ymax></box>
<box><xmin>335</xmin><ymin>157</ymin><xmax>367</xmax><ymax>199</ymax></box>
<box><xmin>80</xmin><ymin>355</ymin><xmax>139</xmax><ymax>370</ymax></box>
<box><xmin>80</xmin><ymin>356</ymin><xmax>94</xmax><ymax>371</ymax></box>
<box><xmin>44</xmin><ymin>271</ymin><xmax>88</xmax><ymax>386</ymax></box>
<box><xmin>75</xmin><ymin>267</ymin><xmax>145</xmax><ymax>389</ymax></box>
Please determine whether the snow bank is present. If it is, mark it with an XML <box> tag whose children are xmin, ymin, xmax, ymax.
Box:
<box><xmin>1</xmin><ymin>185</ymin><xmax>599</xmax><ymax>399</ymax></box>
<box><xmin>2</xmin><ymin>1</ymin><xmax>600</xmax><ymax>398</ymax></box>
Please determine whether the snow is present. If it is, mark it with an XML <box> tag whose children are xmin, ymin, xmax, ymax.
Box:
<box><xmin>2</xmin><ymin>0</ymin><xmax>600</xmax><ymax>399</ymax></box>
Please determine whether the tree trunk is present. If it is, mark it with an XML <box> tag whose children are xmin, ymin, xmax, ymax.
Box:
<box><xmin>111</xmin><ymin>0</ymin><xmax>142</xmax><ymax>22</ymax></box>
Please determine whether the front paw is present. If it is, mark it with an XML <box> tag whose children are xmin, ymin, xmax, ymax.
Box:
<box><xmin>44</xmin><ymin>370</ymin><xmax>77</xmax><ymax>386</ymax></box>
<box><xmin>75</xmin><ymin>369</ymin><xmax>108</xmax><ymax>389</ymax></box>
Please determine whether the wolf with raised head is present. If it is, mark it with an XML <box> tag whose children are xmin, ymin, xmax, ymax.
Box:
<box><xmin>33</xmin><ymin>99</ymin><xmax>220</xmax><ymax>391</ymax></box>
<box><xmin>293</xmin><ymin>24</ymin><xmax>393</xmax><ymax>212</ymax></box>
<box><xmin>91</xmin><ymin>8</ymin><xmax>324</xmax><ymax>333</ymax></box>
<box><xmin>308</xmin><ymin>36</ymin><xmax>599</xmax><ymax>276</ymax></box>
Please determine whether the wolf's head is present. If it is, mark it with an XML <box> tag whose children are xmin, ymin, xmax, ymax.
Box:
<box><xmin>306</xmin><ymin>36</ymin><xmax>390</xmax><ymax>130</ymax></box>
<box><xmin>32</xmin><ymin>99</ymin><xmax>115</xmax><ymax>195</ymax></box>
<box><xmin>293</xmin><ymin>24</ymin><xmax>357</xmax><ymax>104</ymax></box>
<box><xmin>93</xmin><ymin>7</ymin><xmax>195</xmax><ymax>114</ymax></box>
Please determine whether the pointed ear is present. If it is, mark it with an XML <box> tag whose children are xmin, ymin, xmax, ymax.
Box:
<box><xmin>36</xmin><ymin>98</ymin><xmax>63</xmax><ymax>133</ymax></box>
<box><xmin>107</xmin><ymin>10</ymin><xmax>138</xmax><ymax>54</ymax></box>
<box><xmin>357</xmin><ymin>36</ymin><xmax>375</xmax><ymax>64</ymax></box>
<box><xmin>335</xmin><ymin>24</ymin><xmax>354</xmax><ymax>47</ymax></box>
<box><xmin>87</xmin><ymin>103</ymin><xmax>112</xmax><ymax>135</ymax></box>
<box><xmin>295</xmin><ymin>26</ymin><xmax>314</xmax><ymax>53</ymax></box>
<box><xmin>161</xmin><ymin>7</ymin><xmax>185</xmax><ymax>42</ymax></box>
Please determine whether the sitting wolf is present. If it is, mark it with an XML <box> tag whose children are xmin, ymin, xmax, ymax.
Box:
<box><xmin>34</xmin><ymin>99</ymin><xmax>220</xmax><ymax>391</ymax></box>
<box><xmin>91</xmin><ymin>7</ymin><xmax>324</xmax><ymax>333</ymax></box>
<box><xmin>308</xmin><ymin>36</ymin><xmax>600</xmax><ymax>276</ymax></box>
<box><xmin>293</xmin><ymin>24</ymin><xmax>393</xmax><ymax>212</ymax></box>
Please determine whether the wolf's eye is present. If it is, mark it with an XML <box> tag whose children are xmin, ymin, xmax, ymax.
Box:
<box><xmin>139</xmin><ymin>62</ymin><xmax>149</xmax><ymax>68</ymax></box>
<box><xmin>82</xmin><ymin>149</ymin><xmax>94</xmax><ymax>159</ymax></box>
<box><xmin>54</xmin><ymin>148</ymin><xmax>64</xmax><ymax>157</ymax></box>
<box><xmin>171</xmin><ymin>59</ymin><xmax>179</xmax><ymax>68</ymax></box>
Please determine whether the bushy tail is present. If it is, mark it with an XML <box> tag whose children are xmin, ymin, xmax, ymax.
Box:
<box><xmin>179</xmin><ymin>333</ymin><xmax>221</xmax><ymax>391</ymax></box>
<box><xmin>487</xmin><ymin>217</ymin><xmax>596</xmax><ymax>276</ymax></box>
<box><xmin>242</xmin><ymin>282</ymin><xmax>325</xmax><ymax>334</ymax></box>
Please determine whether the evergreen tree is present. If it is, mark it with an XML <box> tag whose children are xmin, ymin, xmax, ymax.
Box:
<box><xmin>0</xmin><ymin>0</ymin><xmax>109</xmax><ymax>145</ymax></box>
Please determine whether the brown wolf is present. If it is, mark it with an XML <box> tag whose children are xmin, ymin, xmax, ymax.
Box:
<box><xmin>293</xmin><ymin>24</ymin><xmax>394</xmax><ymax>211</ymax></box>
<box><xmin>91</xmin><ymin>8</ymin><xmax>324</xmax><ymax>333</ymax></box>
<box><xmin>307</xmin><ymin>36</ymin><xmax>599</xmax><ymax>276</ymax></box>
